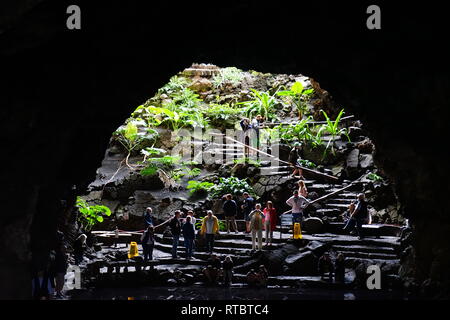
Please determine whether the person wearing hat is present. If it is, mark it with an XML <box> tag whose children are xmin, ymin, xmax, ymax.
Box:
<box><xmin>288</xmin><ymin>142</ymin><xmax>304</xmax><ymax>179</ymax></box>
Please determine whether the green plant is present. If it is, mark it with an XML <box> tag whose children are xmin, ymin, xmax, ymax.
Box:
<box><xmin>76</xmin><ymin>197</ymin><xmax>111</xmax><ymax>232</ymax></box>
<box><xmin>318</xmin><ymin>109</ymin><xmax>350</xmax><ymax>156</ymax></box>
<box><xmin>140</xmin><ymin>155</ymin><xmax>181</xmax><ymax>177</ymax></box>
<box><xmin>170</xmin><ymin>166</ymin><xmax>201</xmax><ymax>182</ymax></box>
<box><xmin>298</xmin><ymin>159</ymin><xmax>317</xmax><ymax>169</ymax></box>
<box><xmin>113</xmin><ymin>121</ymin><xmax>159</xmax><ymax>167</ymax></box>
<box><xmin>277</xmin><ymin>81</ymin><xmax>314</xmax><ymax>119</ymax></box>
<box><xmin>367</xmin><ymin>172</ymin><xmax>383</xmax><ymax>182</ymax></box>
<box><xmin>209</xmin><ymin>176</ymin><xmax>255</xmax><ymax>198</ymax></box>
<box><xmin>212</xmin><ymin>67</ymin><xmax>244</xmax><ymax>88</ymax></box>
<box><xmin>237</xmin><ymin>89</ymin><xmax>279</xmax><ymax>120</ymax></box>
<box><xmin>158</xmin><ymin>76</ymin><xmax>190</xmax><ymax>95</ymax></box>
<box><xmin>186</xmin><ymin>180</ymin><xmax>215</xmax><ymax>196</ymax></box>
<box><xmin>233</xmin><ymin>158</ymin><xmax>261</xmax><ymax>167</ymax></box>
<box><xmin>203</xmin><ymin>103</ymin><xmax>245</xmax><ymax>129</ymax></box>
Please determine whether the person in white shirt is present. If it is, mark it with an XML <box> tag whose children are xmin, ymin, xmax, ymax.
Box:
<box><xmin>286</xmin><ymin>190</ymin><xmax>309</xmax><ymax>224</ymax></box>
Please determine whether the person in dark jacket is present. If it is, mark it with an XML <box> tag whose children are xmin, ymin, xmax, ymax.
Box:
<box><xmin>222</xmin><ymin>255</ymin><xmax>234</xmax><ymax>286</ymax></box>
<box><xmin>241</xmin><ymin>192</ymin><xmax>255</xmax><ymax>233</ymax></box>
<box><xmin>223</xmin><ymin>194</ymin><xmax>238</xmax><ymax>234</ymax></box>
<box><xmin>335</xmin><ymin>253</ymin><xmax>346</xmax><ymax>283</ymax></box>
<box><xmin>169</xmin><ymin>211</ymin><xmax>182</xmax><ymax>258</ymax></box>
<box><xmin>182</xmin><ymin>216</ymin><xmax>196</xmax><ymax>259</ymax></box>
<box><xmin>288</xmin><ymin>142</ymin><xmax>304</xmax><ymax>178</ymax></box>
<box><xmin>140</xmin><ymin>226</ymin><xmax>155</xmax><ymax>261</ymax></box>
<box><xmin>343</xmin><ymin>193</ymin><xmax>368</xmax><ymax>240</ymax></box>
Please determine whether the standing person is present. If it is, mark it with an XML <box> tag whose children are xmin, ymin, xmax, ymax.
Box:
<box><xmin>223</xmin><ymin>194</ymin><xmax>238</xmax><ymax>234</ymax></box>
<box><xmin>298</xmin><ymin>180</ymin><xmax>308</xmax><ymax>198</ymax></box>
<box><xmin>200</xmin><ymin>210</ymin><xmax>220</xmax><ymax>254</ymax></box>
<box><xmin>140</xmin><ymin>225</ymin><xmax>155</xmax><ymax>261</ymax></box>
<box><xmin>240</xmin><ymin>118</ymin><xmax>251</xmax><ymax>157</ymax></box>
<box><xmin>263</xmin><ymin>201</ymin><xmax>277</xmax><ymax>246</ymax></box>
<box><xmin>113</xmin><ymin>226</ymin><xmax>120</xmax><ymax>248</ymax></box>
<box><xmin>286</xmin><ymin>190</ymin><xmax>309</xmax><ymax>224</ymax></box>
<box><xmin>318</xmin><ymin>252</ymin><xmax>334</xmax><ymax>282</ymax></box>
<box><xmin>222</xmin><ymin>256</ymin><xmax>234</xmax><ymax>286</ymax></box>
<box><xmin>241</xmin><ymin>192</ymin><xmax>255</xmax><ymax>233</ymax></box>
<box><xmin>335</xmin><ymin>253</ymin><xmax>346</xmax><ymax>283</ymax></box>
<box><xmin>185</xmin><ymin>210</ymin><xmax>197</xmax><ymax>254</ymax></box>
<box><xmin>73</xmin><ymin>234</ymin><xmax>87</xmax><ymax>265</ymax></box>
<box><xmin>249</xmin><ymin>204</ymin><xmax>265</xmax><ymax>251</ymax></box>
<box><xmin>143</xmin><ymin>207</ymin><xmax>153</xmax><ymax>227</ymax></box>
<box><xmin>182</xmin><ymin>216</ymin><xmax>195</xmax><ymax>260</ymax></box>
<box><xmin>169</xmin><ymin>211</ymin><xmax>182</xmax><ymax>258</ymax></box>
<box><xmin>251</xmin><ymin>115</ymin><xmax>264</xmax><ymax>151</ymax></box>
<box><xmin>343</xmin><ymin>193</ymin><xmax>368</xmax><ymax>240</ymax></box>
<box><xmin>53</xmin><ymin>244</ymin><xmax>68</xmax><ymax>299</ymax></box>
<box><xmin>289</xmin><ymin>142</ymin><xmax>304</xmax><ymax>179</ymax></box>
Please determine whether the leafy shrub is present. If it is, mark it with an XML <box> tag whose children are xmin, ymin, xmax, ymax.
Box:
<box><xmin>212</xmin><ymin>67</ymin><xmax>244</xmax><ymax>88</ymax></box>
<box><xmin>318</xmin><ymin>109</ymin><xmax>350</xmax><ymax>156</ymax></box>
<box><xmin>367</xmin><ymin>172</ymin><xmax>383</xmax><ymax>182</ymax></box>
<box><xmin>209</xmin><ymin>176</ymin><xmax>255</xmax><ymax>198</ymax></box>
<box><xmin>298</xmin><ymin>159</ymin><xmax>317</xmax><ymax>169</ymax></box>
<box><xmin>203</xmin><ymin>103</ymin><xmax>245</xmax><ymax>129</ymax></box>
<box><xmin>140</xmin><ymin>155</ymin><xmax>181</xmax><ymax>177</ymax></box>
<box><xmin>76</xmin><ymin>197</ymin><xmax>111</xmax><ymax>232</ymax></box>
<box><xmin>186</xmin><ymin>180</ymin><xmax>215</xmax><ymax>196</ymax></box>
<box><xmin>237</xmin><ymin>89</ymin><xmax>279</xmax><ymax>120</ymax></box>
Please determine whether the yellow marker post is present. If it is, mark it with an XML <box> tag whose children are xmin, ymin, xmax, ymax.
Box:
<box><xmin>128</xmin><ymin>241</ymin><xmax>139</xmax><ymax>258</ymax></box>
<box><xmin>293</xmin><ymin>223</ymin><xmax>302</xmax><ymax>239</ymax></box>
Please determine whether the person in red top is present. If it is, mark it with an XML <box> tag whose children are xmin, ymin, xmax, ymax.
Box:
<box><xmin>263</xmin><ymin>201</ymin><xmax>277</xmax><ymax>246</ymax></box>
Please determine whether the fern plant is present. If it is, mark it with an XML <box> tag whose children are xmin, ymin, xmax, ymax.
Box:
<box><xmin>212</xmin><ymin>67</ymin><xmax>244</xmax><ymax>88</ymax></box>
<box><xmin>237</xmin><ymin>89</ymin><xmax>279</xmax><ymax>120</ymax></box>
<box><xmin>318</xmin><ymin>109</ymin><xmax>350</xmax><ymax>156</ymax></box>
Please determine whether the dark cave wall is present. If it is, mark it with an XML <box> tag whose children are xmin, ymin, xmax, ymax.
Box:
<box><xmin>1</xmin><ymin>1</ymin><xmax>449</xmax><ymax>298</ymax></box>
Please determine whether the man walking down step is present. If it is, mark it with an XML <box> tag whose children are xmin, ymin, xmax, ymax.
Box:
<box><xmin>200</xmin><ymin>210</ymin><xmax>219</xmax><ymax>254</ymax></box>
<box><xmin>223</xmin><ymin>194</ymin><xmax>239</xmax><ymax>234</ymax></box>
<box><xmin>286</xmin><ymin>190</ymin><xmax>309</xmax><ymax>225</ymax></box>
<box><xmin>343</xmin><ymin>193</ymin><xmax>368</xmax><ymax>240</ymax></box>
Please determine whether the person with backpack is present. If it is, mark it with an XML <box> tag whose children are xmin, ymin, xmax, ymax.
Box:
<box><xmin>140</xmin><ymin>225</ymin><xmax>155</xmax><ymax>261</ymax></box>
<box><xmin>343</xmin><ymin>193</ymin><xmax>369</xmax><ymax>240</ymax></box>
<box><xmin>223</xmin><ymin>194</ymin><xmax>238</xmax><ymax>234</ymax></box>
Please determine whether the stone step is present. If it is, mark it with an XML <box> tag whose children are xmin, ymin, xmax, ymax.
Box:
<box><xmin>332</xmin><ymin>244</ymin><xmax>396</xmax><ymax>254</ymax></box>
<box><xmin>326</xmin><ymin>198</ymin><xmax>354</xmax><ymax>204</ymax></box>
<box><xmin>344</xmin><ymin>257</ymin><xmax>400</xmax><ymax>268</ymax></box>
<box><xmin>315</xmin><ymin>208</ymin><xmax>341</xmax><ymax>216</ymax></box>
<box><xmin>333</xmin><ymin>250</ymin><xmax>398</xmax><ymax>260</ymax></box>
<box><xmin>325</xmin><ymin>203</ymin><xmax>351</xmax><ymax>209</ymax></box>
<box><xmin>153</xmin><ymin>243</ymin><xmax>251</xmax><ymax>263</ymax></box>
<box><xmin>301</xmin><ymin>234</ymin><xmax>400</xmax><ymax>249</ymax></box>
<box><xmin>158</xmin><ymin>237</ymin><xmax>285</xmax><ymax>250</ymax></box>
<box><xmin>231</xmin><ymin>274</ymin><xmax>353</xmax><ymax>288</ymax></box>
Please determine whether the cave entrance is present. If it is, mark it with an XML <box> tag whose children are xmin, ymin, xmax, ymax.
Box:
<box><xmin>63</xmin><ymin>63</ymin><xmax>406</xmax><ymax>299</ymax></box>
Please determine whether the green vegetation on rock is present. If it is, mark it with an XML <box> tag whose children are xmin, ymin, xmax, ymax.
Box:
<box><xmin>76</xmin><ymin>197</ymin><xmax>111</xmax><ymax>232</ymax></box>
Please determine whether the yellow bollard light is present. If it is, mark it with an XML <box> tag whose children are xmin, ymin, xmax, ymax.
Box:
<box><xmin>293</xmin><ymin>222</ymin><xmax>302</xmax><ymax>239</ymax></box>
<box><xmin>128</xmin><ymin>241</ymin><xmax>139</xmax><ymax>258</ymax></box>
